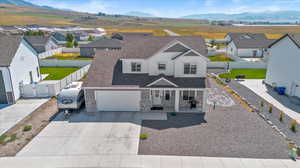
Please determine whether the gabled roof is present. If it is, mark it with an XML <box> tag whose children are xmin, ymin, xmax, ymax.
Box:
<box><xmin>24</xmin><ymin>36</ymin><xmax>49</xmax><ymax>53</ymax></box>
<box><xmin>111</xmin><ymin>32</ymin><xmax>153</xmax><ymax>40</ymax></box>
<box><xmin>227</xmin><ymin>33</ymin><xmax>275</xmax><ymax>49</ymax></box>
<box><xmin>118</xmin><ymin>36</ymin><xmax>207</xmax><ymax>59</ymax></box>
<box><xmin>268</xmin><ymin>33</ymin><xmax>300</xmax><ymax>48</ymax></box>
<box><xmin>52</xmin><ymin>32</ymin><xmax>66</xmax><ymax>42</ymax></box>
<box><xmin>80</xmin><ymin>39</ymin><xmax>122</xmax><ymax>48</ymax></box>
<box><xmin>0</xmin><ymin>34</ymin><xmax>23</xmax><ymax>67</ymax></box>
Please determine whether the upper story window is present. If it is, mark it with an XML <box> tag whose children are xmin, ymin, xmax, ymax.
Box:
<box><xmin>131</xmin><ymin>62</ymin><xmax>141</xmax><ymax>72</ymax></box>
<box><xmin>158</xmin><ymin>63</ymin><xmax>166</xmax><ymax>71</ymax></box>
<box><xmin>184</xmin><ymin>63</ymin><xmax>197</xmax><ymax>74</ymax></box>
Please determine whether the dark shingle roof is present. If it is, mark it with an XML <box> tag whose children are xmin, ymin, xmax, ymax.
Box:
<box><xmin>24</xmin><ymin>36</ymin><xmax>49</xmax><ymax>53</ymax></box>
<box><xmin>0</xmin><ymin>34</ymin><xmax>23</xmax><ymax>67</ymax></box>
<box><xmin>118</xmin><ymin>36</ymin><xmax>207</xmax><ymax>59</ymax></box>
<box><xmin>269</xmin><ymin>33</ymin><xmax>300</xmax><ymax>48</ymax></box>
<box><xmin>80</xmin><ymin>39</ymin><xmax>122</xmax><ymax>49</ymax></box>
<box><xmin>52</xmin><ymin>32</ymin><xmax>66</xmax><ymax>42</ymax></box>
<box><xmin>83</xmin><ymin>52</ymin><xmax>206</xmax><ymax>88</ymax></box>
<box><xmin>111</xmin><ymin>32</ymin><xmax>153</xmax><ymax>40</ymax></box>
<box><xmin>227</xmin><ymin>33</ymin><xmax>274</xmax><ymax>49</ymax></box>
<box><xmin>83</xmin><ymin>36</ymin><xmax>207</xmax><ymax>88</ymax></box>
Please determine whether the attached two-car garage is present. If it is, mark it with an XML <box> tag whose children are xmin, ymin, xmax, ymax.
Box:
<box><xmin>95</xmin><ymin>90</ymin><xmax>141</xmax><ymax>111</ymax></box>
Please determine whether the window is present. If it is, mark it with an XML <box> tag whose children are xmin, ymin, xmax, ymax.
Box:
<box><xmin>165</xmin><ymin>90</ymin><xmax>170</xmax><ymax>100</ymax></box>
<box><xmin>184</xmin><ymin>63</ymin><xmax>197</xmax><ymax>74</ymax></box>
<box><xmin>182</xmin><ymin>90</ymin><xmax>195</xmax><ymax>101</ymax></box>
<box><xmin>36</xmin><ymin>67</ymin><xmax>40</xmax><ymax>78</ymax></box>
<box><xmin>131</xmin><ymin>62</ymin><xmax>141</xmax><ymax>72</ymax></box>
<box><xmin>158</xmin><ymin>63</ymin><xmax>166</xmax><ymax>71</ymax></box>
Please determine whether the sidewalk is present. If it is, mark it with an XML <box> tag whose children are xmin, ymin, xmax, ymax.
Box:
<box><xmin>0</xmin><ymin>155</ymin><xmax>298</xmax><ymax>168</ymax></box>
<box><xmin>0</xmin><ymin>99</ymin><xmax>49</xmax><ymax>136</ymax></box>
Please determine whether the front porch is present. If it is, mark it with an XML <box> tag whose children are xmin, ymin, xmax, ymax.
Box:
<box><xmin>140</xmin><ymin>89</ymin><xmax>206</xmax><ymax>113</ymax></box>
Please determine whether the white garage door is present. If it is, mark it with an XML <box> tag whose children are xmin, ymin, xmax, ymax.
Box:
<box><xmin>95</xmin><ymin>90</ymin><xmax>141</xmax><ymax>111</ymax></box>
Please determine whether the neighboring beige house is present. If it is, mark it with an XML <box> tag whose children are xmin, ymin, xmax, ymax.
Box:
<box><xmin>83</xmin><ymin>36</ymin><xmax>209</xmax><ymax>113</ymax></box>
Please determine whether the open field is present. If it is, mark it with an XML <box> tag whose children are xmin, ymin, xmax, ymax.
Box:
<box><xmin>40</xmin><ymin>67</ymin><xmax>80</xmax><ymax>80</ymax></box>
<box><xmin>0</xmin><ymin>4</ymin><xmax>299</xmax><ymax>38</ymax></box>
<box><xmin>219</xmin><ymin>69</ymin><xmax>267</xmax><ymax>79</ymax></box>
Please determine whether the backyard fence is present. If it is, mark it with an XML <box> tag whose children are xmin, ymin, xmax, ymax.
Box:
<box><xmin>38</xmin><ymin>48</ymin><xmax>63</xmax><ymax>59</ymax></box>
<box><xmin>62</xmin><ymin>48</ymin><xmax>80</xmax><ymax>53</ymax></box>
<box><xmin>208</xmin><ymin>61</ymin><xmax>267</xmax><ymax>69</ymax></box>
<box><xmin>39</xmin><ymin>59</ymin><xmax>92</xmax><ymax>67</ymax></box>
<box><xmin>20</xmin><ymin>65</ymin><xmax>90</xmax><ymax>98</ymax></box>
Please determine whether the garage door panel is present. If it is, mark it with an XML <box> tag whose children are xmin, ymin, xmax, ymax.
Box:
<box><xmin>96</xmin><ymin>91</ymin><xmax>141</xmax><ymax>111</ymax></box>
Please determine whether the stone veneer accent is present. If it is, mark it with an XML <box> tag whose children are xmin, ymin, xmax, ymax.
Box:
<box><xmin>140</xmin><ymin>90</ymin><xmax>152</xmax><ymax>112</ymax></box>
<box><xmin>84</xmin><ymin>89</ymin><xmax>97</xmax><ymax>113</ymax></box>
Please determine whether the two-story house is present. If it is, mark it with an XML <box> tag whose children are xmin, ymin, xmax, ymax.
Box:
<box><xmin>83</xmin><ymin>36</ymin><xmax>209</xmax><ymax>113</ymax></box>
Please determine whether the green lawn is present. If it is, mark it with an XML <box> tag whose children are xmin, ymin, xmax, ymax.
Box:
<box><xmin>219</xmin><ymin>69</ymin><xmax>267</xmax><ymax>79</ymax></box>
<box><xmin>40</xmin><ymin>67</ymin><xmax>80</xmax><ymax>80</ymax></box>
<box><xmin>208</xmin><ymin>54</ymin><xmax>234</xmax><ymax>62</ymax></box>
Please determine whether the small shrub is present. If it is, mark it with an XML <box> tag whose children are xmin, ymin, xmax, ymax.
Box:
<box><xmin>268</xmin><ymin>105</ymin><xmax>273</xmax><ymax>113</ymax></box>
<box><xmin>140</xmin><ymin>133</ymin><xmax>149</xmax><ymax>140</ymax></box>
<box><xmin>279</xmin><ymin>112</ymin><xmax>284</xmax><ymax>122</ymax></box>
<box><xmin>23</xmin><ymin>125</ymin><xmax>32</xmax><ymax>132</ymax></box>
<box><xmin>260</xmin><ymin>101</ymin><xmax>264</xmax><ymax>108</ymax></box>
<box><xmin>290</xmin><ymin>120</ymin><xmax>298</xmax><ymax>133</ymax></box>
<box><xmin>0</xmin><ymin>134</ymin><xmax>17</xmax><ymax>145</ymax></box>
<box><xmin>170</xmin><ymin>112</ymin><xmax>177</xmax><ymax>116</ymax></box>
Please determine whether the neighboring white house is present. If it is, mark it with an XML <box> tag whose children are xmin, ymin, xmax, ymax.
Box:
<box><xmin>24</xmin><ymin>35</ymin><xmax>60</xmax><ymax>58</ymax></box>
<box><xmin>83</xmin><ymin>36</ymin><xmax>208</xmax><ymax>113</ymax></box>
<box><xmin>266</xmin><ymin>33</ymin><xmax>300</xmax><ymax>98</ymax></box>
<box><xmin>0</xmin><ymin>34</ymin><xmax>41</xmax><ymax>104</ymax></box>
<box><xmin>226</xmin><ymin>33</ymin><xmax>274</xmax><ymax>61</ymax></box>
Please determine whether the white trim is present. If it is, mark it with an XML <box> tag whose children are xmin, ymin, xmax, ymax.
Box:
<box><xmin>83</xmin><ymin>87</ymin><xmax>206</xmax><ymax>91</ymax></box>
<box><xmin>146</xmin><ymin>77</ymin><xmax>178</xmax><ymax>87</ymax></box>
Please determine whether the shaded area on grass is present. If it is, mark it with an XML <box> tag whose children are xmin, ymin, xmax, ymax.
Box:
<box><xmin>219</xmin><ymin>69</ymin><xmax>266</xmax><ymax>79</ymax></box>
<box><xmin>40</xmin><ymin>67</ymin><xmax>80</xmax><ymax>80</ymax></box>
<box><xmin>208</xmin><ymin>54</ymin><xmax>233</xmax><ymax>62</ymax></box>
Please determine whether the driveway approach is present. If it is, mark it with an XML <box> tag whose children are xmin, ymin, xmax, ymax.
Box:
<box><xmin>17</xmin><ymin>111</ymin><xmax>166</xmax><ymax>157</ymax></box>
<box><xmin>0</xmin><ymin>99</ymin><xmax>49</xmax><ymax>136</ymax></box>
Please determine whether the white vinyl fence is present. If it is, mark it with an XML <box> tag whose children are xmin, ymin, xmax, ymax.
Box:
<box><xmin>208</xmin><ymin>61</ymin><xmax>267</xmax><ymax>69</ymax></box>
<box><xmin>21</xmin><ymin>65</ymin><xmax>90</xmax><ymax>98</ymax></box>
<box><xmin>40</xmin><ymin>59</ymin><xmax>92</xmax><ymax>67</ymax></box>
<box><xmin>38</xmin><ymin>48</ymin><xmax>63</xmax><ymax>59</ymax></box>
<box><xmin>62</xmin><ymin>48</ymin><xmax>80</xmax><ymax>53</ymax></box>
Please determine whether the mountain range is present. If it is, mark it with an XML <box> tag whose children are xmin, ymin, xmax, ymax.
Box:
<box><xmin>124</xmin><ymin>11</ymin><xmax>155</xmax><ymax>17</ymax></box>
<box><xmin>0</xmin><ymin>0</ymin><xmax>73</xmax><ymax>11</ymax></box>
<box><xmin>183</xmin><ymin>11</ymin><xmax>300</xmax><ymax>22</ymax></box>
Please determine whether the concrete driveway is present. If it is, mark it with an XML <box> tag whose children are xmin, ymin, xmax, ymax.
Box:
<box><xmin>239</xmin><ymin>79</ymin><xmax>300</xmax><ymax>122</ymax></box>
<box><xmin>0</xmin><ymin>99</ymin><xmax>49</xmax><ymax>136</ymax></box>
<box><xmin>17</xmin><ymin>111</ymin><xmax>166</xmax><ymax>157</ymax></box>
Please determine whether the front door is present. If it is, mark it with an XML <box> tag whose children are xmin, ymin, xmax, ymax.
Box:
<box><xmin>253</xmin><ymin>50</ymin><xmax>257</xmax><ymax>57</ymax></box>
<box><xmin>152</xmin><ymin>90</ymin><xmax>162</xmax><ymax>105</ymax></box>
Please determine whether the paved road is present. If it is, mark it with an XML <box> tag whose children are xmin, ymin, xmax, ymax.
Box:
<box><xmin>164</xmin><ymin>29</ymin><xmax>180</xmax><ymax>36</ymax></box>
<box><xmin>0</xmin><ymin>99</ymin><xmax>49</xmax><ymax>136</ymax></box>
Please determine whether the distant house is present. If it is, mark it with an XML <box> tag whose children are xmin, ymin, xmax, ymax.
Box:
<box><xmin>83</xmin><ymin>36</ymin><xmax>208</xmax><ymax>113</ymax></box>
<box><xmin>0</xmin><ymin>34</ymin><xmax>41</xmax><ymax>104</ymax></box>
<box><xmin>266</xmin><ymin>33</ymin><xmax>300</xmax><ymax>98</ymax></box>
<box><xmin>111</xmin><ymin>32</ymin><xmax>153</xmax><ymax>40</ymax></box>
<box><xmin>79</xmin><ymin>39</ymin><xmax>122</xmax><ymax>57</ymax></box>
<box><xmin>51</xmin><ymin>32</ymin><xmax>67</xmax><ymax>46</ymax></box>
<box><xmin>24</xmin><ymin>36</ymin><xmax>59</xmax><ymax>54</ymax></box>
<box><xmin>226</xmin><ymin>33</ymin><xmax>274</xmax><ymax>60</ymax></box>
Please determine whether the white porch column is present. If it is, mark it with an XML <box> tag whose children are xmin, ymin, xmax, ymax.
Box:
<box><xmin>202</xmin><ymin>89</ymin><xmax>207</xmax><ymax>112</ymax></box>
<box><xmin>175</xmin><ymin>90</ymin><xmax>180</xmax><ymax>112</ymax></box>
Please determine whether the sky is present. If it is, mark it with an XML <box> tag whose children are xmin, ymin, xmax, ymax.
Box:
<box><xmin>27</xmin><ymin>0</ymin><xmax>300</xmax><ymax>17</ymax></box>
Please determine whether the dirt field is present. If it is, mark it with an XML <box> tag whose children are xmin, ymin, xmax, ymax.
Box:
<box><xmin>0</xmin><ymin>99</ymin><xmax>58</xmax><ymax>157</ymax></box>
